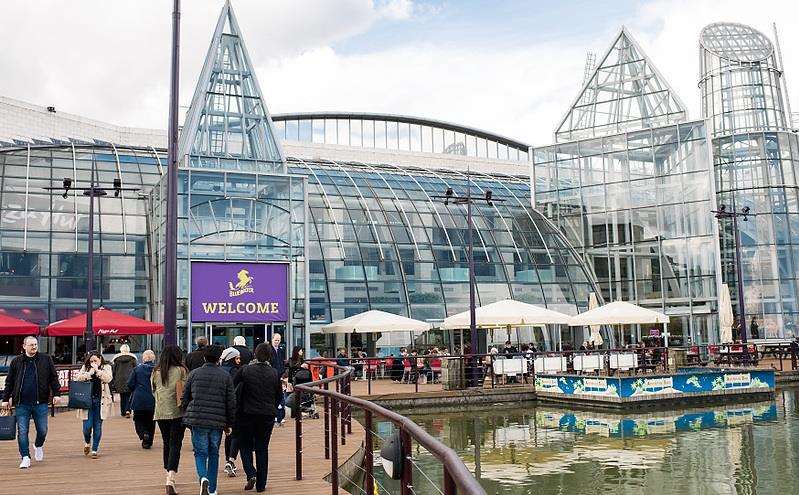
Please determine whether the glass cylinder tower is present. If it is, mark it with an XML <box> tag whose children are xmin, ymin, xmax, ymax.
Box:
<box><xmin>700</xmin><ymin>22</ymin><xmax>799</xmax><ymax>338</ymax></box>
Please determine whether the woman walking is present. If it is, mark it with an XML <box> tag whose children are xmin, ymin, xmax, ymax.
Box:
<box><xmin>234</xmin><ymin>343</ymin><xmax>282</xmax><ymax>492</ymax></box>
<box><xmin>152</xmin><ymin>345</ymin><xmax>187</xmax><ymax>495</ymax></box>
<box><xmin>74</xmin><ymin>351</ymin><xmax>112</xmax><ymax>458</ymax></box>
<box><xmin>127</xmin><ymin>350</ymin><xmax>156</xmax><ymax>449</ymax></box>
<box><xmin>287</xmin><ymin>346</ymin><xmax>304</xmax><ymax>384</ymax></box>
<box><xmin>220</xmin><ymin>347</ymin><xmax>242</xmax><ymax>477</ymax></box>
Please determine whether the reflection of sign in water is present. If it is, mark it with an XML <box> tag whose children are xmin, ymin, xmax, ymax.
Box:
<box><xmin>191</xmin><ymin>262</ymin><xmax>288</xmax><ymax>323</ymax></box>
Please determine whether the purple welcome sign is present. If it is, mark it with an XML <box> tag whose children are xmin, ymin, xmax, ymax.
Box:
<box><xmin>191</xmin><ymin>262</ymin><xmax>289</xmax><ymax>323</ymax></box>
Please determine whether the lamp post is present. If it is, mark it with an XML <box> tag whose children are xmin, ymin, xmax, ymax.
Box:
<box><xmin>46</xmin><ymin>175</ymin><xmax>138</xmax><ymax>354</ymax></box>
<box><xmin>434</xmin><ymin>178</ymin><xmax>503</xmax><ymax>387</ymax></box>
<box><xmin>712</xmin><ymin>198</ymin><xmax>753</xmax><ymax>365</ymax></box>
<box><xmin>163</xmin><ymin>0</ymin><xmax>181</xmax><ymax>346</ymax></box>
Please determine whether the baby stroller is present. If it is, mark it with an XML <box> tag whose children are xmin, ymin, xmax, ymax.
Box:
<box><xmin>290</xmin><ymin>368</ymin><xmax>318</xmax><ymax>419</ymax></box>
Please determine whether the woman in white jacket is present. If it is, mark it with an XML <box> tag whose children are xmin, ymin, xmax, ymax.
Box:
<box><xmin>74</xmin><ymin>351</ymin><xmax>113</xmax><ymax>458</ymax></box>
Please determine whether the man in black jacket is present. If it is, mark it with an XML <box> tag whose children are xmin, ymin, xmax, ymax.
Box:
<box><xmin>232</xmin><ymin>335</ymin><xmax>254</xmax><ymax>365</ymax></box>
<box><xmin>1</xmin><ymin>336</ymin><xmax>60</xmax><ymax>469</ymax></box>
<box><xmin>234</xmin><ymin>343</ymin><xmax>282</xmax><ymax>491</ymax></box>
<box><xmin>182</xmin><ymin>345</ymin><xmax>236</xmax><ymax>495</ymax></box>
<box><xmin>185</xmin><ymin>336</ymin><xmax>209</xmax><ymax>372</ymax></box>
<box><xmin>269</xmin><ymin>333</ymin><xmax>287</xmax><ymax>425</ymax></box>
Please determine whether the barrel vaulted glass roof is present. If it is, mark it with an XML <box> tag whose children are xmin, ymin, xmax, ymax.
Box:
<box><xmin>286</xmin><ymin>157</ymin><xmax>599</xmax><ymax>324</ymax></box>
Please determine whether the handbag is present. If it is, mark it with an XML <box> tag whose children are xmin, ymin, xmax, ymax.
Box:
<box><xmin>0</xmin><ymin>408</ymin><xmax>16</xmax><ymax>441</ymax></box>
<box><xmin>68</xmin><ymin>380</ymin><xmax>93</xmax><ymax>410</ymax></box>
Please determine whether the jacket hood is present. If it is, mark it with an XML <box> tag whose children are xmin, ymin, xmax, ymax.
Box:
<box><xmin>112</xmin><ymin>353</ymin><xmax>138</xmax><ymax>364</ymax></box>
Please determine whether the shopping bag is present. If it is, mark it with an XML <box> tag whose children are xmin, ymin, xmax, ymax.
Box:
<box><xmin>0</xmin><ymin>409</ymin><xmax>16</xmax><ymax>441</ymax></box>
<box><xmin>68</xmin><ymin>380</ymin><xmax>93</xmax><ymax>409</ymax></box>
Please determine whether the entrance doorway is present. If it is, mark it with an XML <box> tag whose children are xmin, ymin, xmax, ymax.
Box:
<box><xmin>205</xmin><ymin>322</ymin><xmax>288</xmax><ymax>350</ymax></box>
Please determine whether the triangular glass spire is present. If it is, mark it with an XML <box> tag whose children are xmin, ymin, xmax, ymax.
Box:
<box><xmin>178</xmin><ymin>0</ymin><xmax>284</xmax><ymax>164</ymax></box>
<box><xmin>555</xmin><ymin>27</ymin><xmax>687</xmax><ymax>142</ymax></box>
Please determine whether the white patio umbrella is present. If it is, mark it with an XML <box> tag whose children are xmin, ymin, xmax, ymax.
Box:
<box><xmin>587</xmin><ymin>292</ymin><xmax>604</xmax><ymax>347</ymax></box>
<box><xmin>441</xmin><ymin>299</ymin><xmax>573</xmax><ymax>329</ymax></box>
<box><xmin>569</xmin><ymin>301</ymin><xmax>669</xmax><ymax>347</ymax></box>
<box><xmin>718</xmin><ymin>283</ymin><xmax>734</xmax><ymax>344</ymax></box>
<box><xmin>321</xmin><ymin>310</ymin><xmax>431</xmax><ymax>334</ymax></box>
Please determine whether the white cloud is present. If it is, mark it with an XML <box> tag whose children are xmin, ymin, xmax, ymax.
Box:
<box><xmin>1</xmin><ymin>0</ymin><xmax>797</xmax><ymax>147</ymax></box>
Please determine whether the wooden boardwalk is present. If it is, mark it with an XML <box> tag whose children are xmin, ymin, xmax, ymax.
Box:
<box><xmin>0</xmin><ymin>406</ymin><xmax>361</xmax><ymax>495</ymax></box>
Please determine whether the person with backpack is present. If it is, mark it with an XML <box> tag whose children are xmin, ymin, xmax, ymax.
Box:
<box><xmin>182</xmin><ymin>345</ymin><xmax>236</xmax><ymax>495</ymax></box>
<box><xmin>233</xmin><ymin>343</ymin><xmax>282</xmax><ymax>492</ymax></box>
<box><xmin>1</xmin><ymin>336</ymin><xmax>60</xmax><ymax>469</ymax></box>
<box><xmin>111</xmin><ymin>344</ymin><xmax>137</xmax><ymax>418</ymax></box>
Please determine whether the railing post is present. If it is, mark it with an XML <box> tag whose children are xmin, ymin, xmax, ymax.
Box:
<box><xmin>324</xmin><ymin>380</ymin><xmax>330</xmax><ymax>460</ymax></box>
<box><xmin>368</xmin><ymin>364</ymin><xmax>372</xmax><ymax>395</ymax></box>
<box><xmin>346</xmin><ymin>372</ymin><xmax>353</xmax><ymax>435</ymax></box>
<box><xmin>443</xmin><ymin>467</ymin><xmax>457</xmax><ymax>495</ymax></box>
<box><xmin>531</xmin><ymin>353</ymin><xmax>536</xmax><ymax>393</ymax></box>
<box><xmin>295</xmin><ymin>388</ymin><xmax>303</xmax><ymax>480</ymax></box>
<box><xmin>331</xmin><ymin>395</ymin><xmax>339</xmax><ymax>495</ymax></box>
<box><xmin>340</xmin><ymin>377</ymin><xmax>346</xmax><ymax>446</ymax></box>
<box><xmin>400</xmin><ymin>428</ymin><xmax>413</xmax><ymax>495</ymax></box>
<box><xmin>364</xmin><ymin>410</ymin><xmax>375</xmax><ymax>495</ymax></box>
<box><xmin>792</xmin><ymin>344</ymin><xmax>798</xmax><ymax>371</ymax></box>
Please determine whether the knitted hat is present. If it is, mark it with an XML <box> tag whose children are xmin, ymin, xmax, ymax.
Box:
<box><xmin>220</xmin><ymin>347</ymin><xmax>241</xmax><ymax>363</ymax></box>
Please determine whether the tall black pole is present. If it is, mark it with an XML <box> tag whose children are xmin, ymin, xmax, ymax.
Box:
<box><xmin>731</xmin><ymin>195</ymin><xmax>749</xmax><ymax>363</ymax></box>
<box><xmin>85</xmin><ymin>184</ymin><xmax>95</xmax><ymax>353</ymax></box>
<box><xmin>467</xmin><ymin>177</ymin><xmax>478</xmax><ymax>386</ymax></box>
<box><xmin>163</xmin><ymin>0</ymin><xmax>181</xmax><ymax>346</ymax></box>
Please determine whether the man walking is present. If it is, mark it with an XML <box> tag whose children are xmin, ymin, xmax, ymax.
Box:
<box><xmin>1</xmin><ymin>336</ymin><xmax>61</xmax><ymax>469</ymax></box>
<box><xmin>232</xmin><ymin>335</ymin><xmax>253</xmax><ymax>365</ymax></box>
<box><xmin>185</xmin><ymin>336</ymin><xmax>209</xmax><ymax>372</ymax></box>
<box><xmin>182</xmin><ymin>345</ymin><xmax>236</xmax><ymax>495</ymax></box>
<box><xmin>269</xmin><ymin>333</ymin><xmax>287</xmax><ymax>425</ymax></box>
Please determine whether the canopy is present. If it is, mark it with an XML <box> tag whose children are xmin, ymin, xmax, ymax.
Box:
<box><xmin>320</xmin><ymin>310</ymin><xmax>431</xmax><ymax>334</ymax></box>
<box><xmin>569</xmin><ymin>301</ymin><xmax>669</xmax><ymax>326</ymax></box>
<box><xmin>46</xmin><ymin>308</ymin><xmax>164</xmax><ymax>337</ymax></box>
<box><xmin>587</xmin><ymin>293</ymin><xmax>604</xmax><ymax>346</ymax></box>
<box><xmin>718</xmin><ymin>283</ymin><xmax>734</xmax><ymax>344</ymax></box>
<box><xmin>442</xmin><ymin>299</ymin><xmax>573</xmax><ymax>330</ymax></box>
<box><xmin>0</xmin><ymin>313</ymin><xmax>39</xmax><ymax>336</ymax></box>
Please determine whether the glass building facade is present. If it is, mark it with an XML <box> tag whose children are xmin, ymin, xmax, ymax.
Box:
<box><xmin>700</xmin><ymin>23</ymin><xmax>799</xmax><ymax>338</ymax></box>
<box><xmin>533</xmin><ymin>122</ymin><xmax>719</xmax><ymax>345</ymax></box>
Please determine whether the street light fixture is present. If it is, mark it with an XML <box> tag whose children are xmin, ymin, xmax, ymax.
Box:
<box><xmin>712</xmin><ymin>198</ymin><xmax>755</xmax><ymax>365</ymax></box>
<box><xmin>434</xmin><ymin>178</ymin><xmax>504</xmax><ymax>387</ymax></box>
<box><xmin>45</xmin><ymin>175</ymin><xmax>139</xmax><ymax>355</ymax></box>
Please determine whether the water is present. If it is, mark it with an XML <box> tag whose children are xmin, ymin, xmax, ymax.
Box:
<box><xmin>373</xmin><ymin>388</ymin><xmax>799</xmax><ymax>495</ymax></box>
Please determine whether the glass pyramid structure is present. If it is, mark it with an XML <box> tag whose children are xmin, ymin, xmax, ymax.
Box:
<box><xmin>178</xmin><ymin>0</ymin><xmax>284</xmax><ymax>166</ymax></box>
<box><xmin>555</xmin><ymin>27</ymin><xmax>687</xmax><ymax>142</ymax></box>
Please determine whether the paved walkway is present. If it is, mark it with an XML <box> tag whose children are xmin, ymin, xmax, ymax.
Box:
<box><xmin>0</xmin><ymin>407</ymin><xmax>361</xmax><ymax>495</ymax></box>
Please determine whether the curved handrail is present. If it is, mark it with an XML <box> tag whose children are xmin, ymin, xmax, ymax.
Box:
<box><xmin>296</xmin><ymin>362</ymin><xmax>487</xmax><ymax>495</ymax></box>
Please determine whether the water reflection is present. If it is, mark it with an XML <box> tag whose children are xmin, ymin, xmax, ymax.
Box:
<box><xmin>374</xmin><ymin>388</ymin><xmax>799</xmax><ymax>495</ymax></box>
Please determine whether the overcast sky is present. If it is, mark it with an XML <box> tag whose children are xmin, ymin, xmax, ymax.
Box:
<box><xmin>2</xmin><ymin>0</ymin><xmax>798</xmax><ymax>146</ymax></box>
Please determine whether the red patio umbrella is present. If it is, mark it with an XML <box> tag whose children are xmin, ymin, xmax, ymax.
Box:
<box><xmin>0</xmin><ymin>313</ymin><xmax>39</xmax><ymax>336</ymax></box>
<box><xmin>46</xmin><ymin>307</ymin><xmax>163</xmax><ymax>337</ymax></box>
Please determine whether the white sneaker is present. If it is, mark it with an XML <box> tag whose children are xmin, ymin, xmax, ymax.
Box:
<box><xmin>19</xmin><ymin>456</ymin><xmax>31</xmax><ymax>469</ymax></box>
<box><xmin>34</xmin><ymin>446</ymin><xmax>44</xmax><ymax>462</ymax></box>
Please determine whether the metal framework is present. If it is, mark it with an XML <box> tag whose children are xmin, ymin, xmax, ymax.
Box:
<box><xmin>178</xmin><ymin>0</ymin><xmax>284</xmax><ymax>164</ymax></box>
<box><xmin>555</xmin><ymin>27</ymin><xmax>687</xmax><ymax>142</ymax></box>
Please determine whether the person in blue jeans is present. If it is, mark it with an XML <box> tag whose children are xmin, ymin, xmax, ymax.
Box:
<box><xmin>182</xmin><ymin>345</ymin><xmax>235</xmax><ymax>495</ymax></box>
<box><xmin>1</xmin><ymin>336</ymin><xmax>60</xmax><ymax>469</ymax></box>
<box><xmin>74</xmin><ymin>351</ymin><xmax>113</xmax><ymax>458</ymax></box>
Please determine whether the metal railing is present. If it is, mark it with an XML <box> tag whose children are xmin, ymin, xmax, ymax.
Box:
<box><xmin>294</xmin><ymin>363</ymin><xmax>486</xmax><ymax>495</ymax></box>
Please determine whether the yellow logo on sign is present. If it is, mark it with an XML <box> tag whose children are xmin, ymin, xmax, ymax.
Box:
<box><xmin>228</xmin><ymin>269</ymin><xmax>255</xmax><ymax>297</ymax></box>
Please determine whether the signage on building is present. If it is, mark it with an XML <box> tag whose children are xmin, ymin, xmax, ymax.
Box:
<box><xmin>190</xmin><ymin>262</ymin><xmax>289</xmax><ymax>323</ymax></box>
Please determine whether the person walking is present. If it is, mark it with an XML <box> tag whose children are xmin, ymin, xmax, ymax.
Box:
<box><xmin>234</xmin><ymin>343</ymin><xmax>282</xmax><ymax>492</ymax></box>
<box><xmin>111</xmin><ymin>344</ymin><xmax>137</xmax><ymax>418</ymax></box>
<box><xmin>1</xmin><ymin>336</ymin><xmax>60</xmax><ymax>469</ymax></box>
<box><xmin>182</xmin><ymin>345</ymin><xmax>236</xmax><ymax>495</ymax></box>
<box><xmin>269</xmin><ymin>333</ymin><xmax>287</xmax><ymax>425</ymax></box>
<box><xmin>185</xmin><ymin>336</ymin><xmax>209</xmax><ymax>372</ymax></box>
<box><xmin>232</xmin><ymin>335</ymin><xmax>253</xmax><ymax>365</ymax></box>
<box><xmin>220</xmin><ymin>347</ymin><xmax>241</xmax><ymax>477</ymax></box>
<box><xmin>287</xmin><ymin>346</ymin><xmax>304</xmax><ymax>384</ymax></box>
<box><xmin>127</xmin><ymin>349</ymin><xmax>156</xmax><ymax>449</ymax></box>
<box><xmin>152</xmin><ymin>345</ymin><xmax>187</xmax><ymax>495</ymax></box>
<box><xmin>74</xmin><ymin>351</ymin><xmax>113</xmax><ymax>458</ymax></box>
